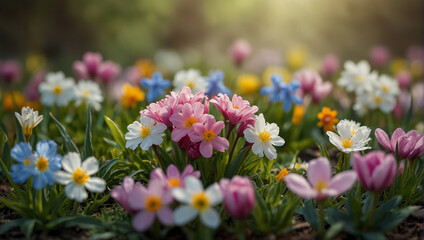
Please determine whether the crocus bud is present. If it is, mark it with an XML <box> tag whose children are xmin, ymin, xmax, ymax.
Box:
<box><xmin>321</xmin><ymin>54</ymin><xmax>339</xmax><ymax>77</ymax></box>
<box><xmin>312</xmin><ymin>81</ymin><xmax>332</xmax><ymax>103</ymax></box>
<box><xmin>370</xmin><ymin>46</ymin><xmax>391</xmax><ymax>67</ymax></box>
<box><xmin>237</xmin><ymin>117</ymin><xmax>255</xmax><ymax>137</ymax></box>
<box><xmin>220</xmin><ymin>176</ymin><xmax>255</xmax><ymax>219</ymax></box>
<box><xmin>178</xmin><ymin>135</ymin><xmax>192</xmax><ymax>151</ymax></box>
<box><xmin>294</xmin><ymin>69</ymin><xmax>320</xmax><ymax>94</ymax></box>
<box><xmin>188</xmin><ymin>142</ymin><xmax>201</xmax><ymax>160</ymax></box>
<box><xmin>83</xmin><ymin>52</ymin><xmax>102</xmax><ymax>78</ymax></box>
<box><xmin>111</xmin><ymin>176</ymin><xmax>140</xmax><ymax>214</ymax></box>
<box><xmin>73</xmin><ymin>61</ymin><xmax>88</xmax><ymax>79</ymax></box>
<box><xmin>0</xmin><ymin>60</ymin><xmax>21</xmax><ymax>84</ymax></box>
<box><xmin>352</xmin><ymin>151</ymin><xmax>396</xmax><ymax>192</ymax></box>
<box><xmin>98</xmin><ymin>61</ymin><xmax>121</xmax><ymax>83</ymax></box>
<box><xmin>229</xmin><ymin>39</ymin><xmax>251</xmax><ymax>66</ymax></box>
<box><xmin>396</xmin><ymin>71</ymin><xmax>411</xmax><ymax>90</ymax></box>
<box><xmin>24</xmin><ymin>71</ymin><xmax>46</xmax><ymax>101</ymax></box>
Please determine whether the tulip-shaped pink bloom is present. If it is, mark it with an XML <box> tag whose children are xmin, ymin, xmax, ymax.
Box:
<box><xmin>285</xmin><ymin>157</ymin><xmax>357</xmax><ymax>201</ymax></box>
<box><xmin>370</xmin><ymin>46</ymin><xmax>391</xmax><ymax>67</ymax></box>
<box><xmin>73</xmin><ymin>52</ymin><xmax>103</xmax><ymax>79</ymax></box>
<box><xmin>352</xmin><ymin>151</ymin><xmax>396</xmax><ymax>191</ymax></box>
<box><xmin>128</xmin><ymin>179</ymin><xmax>174</xmax><ymax>231</ymax></box>
<box><xmin>220</xmin><ymin>176</ymin><xmax>255</xmax><ymax>219</ymax></box>
<box><xmin>375</xmin><ymin>128</ymin><xmax>424</xmax><ymax>159</ymax></box>
<box><xmin>0</xmin><ymin>60</ymin><xmax>21</xmax><ymax>84</ymax></box>
<box><xmin>229</xmin><ymin>39</ymin><xmax>251</xmax><ymax>65</ymax></box>
<box><xmin>98</xmin><ymin>61</ymin><xmax>121</xmax><ymax>83</ymax></box>
<box><xmin>111</xmin><ymin>176</ymin><xmax>141</xmax><ymax>214</ymax></box>
<box><xmin>211</xmin><ymin>93</ymin><xmax>258</xmax><ymax>126</ymax></box>
<box><xmin>150</xmin><ymin>164</ymin><xmax>200</xmax><ymax>189</ymax></box>
<box><xmin>169</xmin><ymin>102</ymin><xmax>208</xmax><ymax>142</ymax></box>
<box><xmin>321</xmin><ymin>54</ymin><xmax>339</xmax><ymax>77</ymax></box>
<box><xmin>311</xmin><ymin>80</ymin><xmax>332</xmax><ymax>103</ymax></box>
<box><xmin>294</xmin><ymin>69</ymin><xmax>332</xmax><ymax>103</ymax></box>
<box><xmin>188</xmin><ymin>116</ymin><xmax>229</xmax><ymax>158</ymax></box>
<box><xmin>396</xmin><ymin>71</ymin><xmax>411</xmax><ymax>90</ymax></box>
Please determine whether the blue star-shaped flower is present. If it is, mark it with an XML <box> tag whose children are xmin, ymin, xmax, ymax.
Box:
<box><xmin>205</xmin><ymin>70</ymin><xmax>231</xmax><ymax>97</ymax></box>
<box><xmin>260</xmin><ymin>74</ymin><xmax>303</xmax><ymax>112</ymax></box>
<box><xmin>141</xmin><ymin>72</ymin><xmax>171</xmax><ymax>102</ymax></box>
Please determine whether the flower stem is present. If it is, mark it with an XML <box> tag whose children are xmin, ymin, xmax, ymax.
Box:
<box><xmin>365</xmin><ymin>192</ymin><xmax>380</xmax><ymax>228</ymax></box>
<box><xmin>72</xmin><ymin>201</ymin><xmax>80</xmax><ymax>214</ymax></box>
<box><xmin>37</xmin><ymin>190</ymin><xmax>43</xmax><ymax>215</ymax></box>
<box><xmin>228</xmin><ymin>135</ymin><xmax>240</xmax><ymax>165</ymax></box>
<box><xmin>317</xmin><ymin>201</ymin><xmax>326</xmax><ymax>239</ymax></box>
<box><xmin>336</xmin><ymin>153</ymin><xmax>343</xmax><ymax>173</ymax></box>
<box><xmin>226</xmin><ymin>123</ymin><xmax>235</xmax><ymax>140</ymax></box>
<box><xmin>236</xmin><ymin>219</ymin><xmax>246</xmax><ymax>240</ymax></box>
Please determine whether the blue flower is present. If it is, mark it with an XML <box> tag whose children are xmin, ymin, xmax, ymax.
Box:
<box><xmin>260</xmin><ymin>74</ymin><xmax>303</xmax><ymax>112</ymax></box>
<box><xmin>205</xmin><ymin>70</ymin><xmax>231</xmax><ymax>97</ymax></box>
<box><xmin>141</xmin><ymin>72</ymin><xmax>171</xmax><ymax>102</ymax></box>
<box><xmin>32</xmin><ymin>140</ymin><xmax>62</xmax><ymax>189</ymax></box>
<box><xmin>10</xmin><ymin>142</ymin><xmax>35</xmax><ymax>184</ymax></box>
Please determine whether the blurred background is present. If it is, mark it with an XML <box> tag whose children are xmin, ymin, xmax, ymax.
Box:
<box><xmin>0</xmin><ymin>0</ymin><xmax>423</xmax><ymax>72</ymax></box>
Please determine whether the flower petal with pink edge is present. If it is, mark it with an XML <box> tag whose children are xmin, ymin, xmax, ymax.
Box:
<box><xmin>371</xmin><ymin>155</ymin><xmax>396</xmax><ymax>191</ymax></box>
<box><xmin>188</xmin><ymin>124</ymin><xmax>205</xmax><ymax>142</ymax></box>
<box><xmin>157</xmin><ymin>206</ymin><xmax>174</xmax><ymax>226</ymax></box>
<box><xmin>352</xmin><ymin>153</ymin><xmax>372</xmax><ymax>189</ymax></box>
<box><xmin>211</xmin><ymin>121</ymin><xmax>225</xmax><ymax>135</ymax></box>
<box><xmin>148</xmin><ymin>179</ymin><xmax>165</xmax><ymax>196</ymax></box>
<box><xmin>390</xmin><ymin>128</ymin><xmax>406</xmax><ymax>152</ymax></box>
<box><xmin>171</xmin><ymin>128</ymin><xmax>188</xmax><ymax>142</ymax></box>
<box><xmin>212</xmin><ymin>137</ymin><xmax>229</xmax><ymax>152</ymax></box>
<box><xmin>375</xmin><ymin>128</ymin><xmax>392</xmax><ymax>151</ymax></box>
<box><xmin>284</xmin><ymin>174</ymin><xmax>317</xmax><ymax>199</ymax></box>
<box><xmin>132</xmin><ymin>211</ymin><xmax>155</xmax><ymax>232</ymax></box>
<box><xmin>307</xmin><ymin>157</ymin><xmax>332</xmax><ymax>187</ymax></box>
<box><xmin>200</xmin><ymin>141</ymin><xmax>213</xmax><ymax>158</ymax></box>
<box><xmin>166</xmin><ymin>164</ymin><xmax>180</xmax><ymax>179</ymax></box>
<box><xmin>150</xmin><ymin>168</ymin><xmax>167</xmax><ymax>181</ymax></box>
<box><xmin>128</xmin><ymin>184</ymin><xmax>149</xmax><ymax>210</ymax></box>
<box><xmin>328</xmin><ymin>171</ymin><xmax>357</xmax><ymax>195</ymax></box>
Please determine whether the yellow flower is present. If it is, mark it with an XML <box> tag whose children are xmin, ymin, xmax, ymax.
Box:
<box><xmin>292</xmin><ymin>105</ymin><xmax>305</xmax><ymax>126</ymax></box>
<box><xmin>135</xmin><ymin>59</ymin><xmax>155</xmax><ymax>78</ymax></box>
<box><xmin>263</xmin><ymin>67</ymin><xmax>291</xmax><ymax>85</ymax></box>
<box><xmin>121</xmin><ymin>84</ymin><xmax>145</xmax><ymax>108</ymax></box>
<box><xmin>410</xmin><ymin>60</ymin><xmax>423</xmax><ymax>78</ymax></box>
<box><xmin>237</xmin><ymin>74</ymin><xmax>260</xmax><ymax>95</ymax></box>
<box><xmin>286</xmin><ymin>46</ymin><xmax>308</xmax><ymax>70</ymax></box>
<box><xmin>317</xmin><ymin>107</ymin><xmax>339</xmax><ymax>132</ymax></box>
<box><xmin>26</xmin><ymin>53</ymin><xmax>46</xmax><ymax>74</ymax></box>
<box><xmin>275</xmin><ymin>168</ymin><xmax>290</xmax><ymax>183</ymax></box>
<box><xmin>3</xmin><ymin>91</ymin><xmax>26</xmax><ymax>111</ymax></box>
<box><xmin>390</xmin><ymin>58</ymin><xmax>407</xmax><ymax>75</ymax></box>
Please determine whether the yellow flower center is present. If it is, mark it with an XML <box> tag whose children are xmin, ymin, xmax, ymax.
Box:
<box><xmin>145</xmin><ymin>195</ymin><xmax>162</xmax><ymax>212</ymax></box>
<box><xmin>187</xmin><ymin>81</ymin><xmax>195</xmax><ymax>88</ymax></box>
<box><xmin>139</xmin><ymin>125</ymin><xmax>150</xmax><ymax>138</ymax></box>
<box><xmin>259</xmin><ymin>130</ymin><xmax>272</xmax><ymax>142</ymax></box>
<box><xmin>382</xmin><ymin>85</ymin><xmax>389</xmax><ymax>93</ymax></box>
<box><xmin>275</xmin><ymin>168</ymin><xmax>289</xmax><ymax>183</ymax></box>
<box><xmin>354</xmin><ymin>76</ymin><xmax>363</xmax><ymax>83</ymax></box>
<box><xmin>24</xmin><ymin>158</ymin><xmax>30</xmax><ymax>166</ymax></box>
<box><xmin>315</xmin><ymin>180</ymin><xmax>327</xmax><ymax>193</ymax></box>
<box><xmin>35</xmin><ymin>156</ymin><xmax>48</xmax><ymax>171</ymax></box>
<box><xmin>295</xmin><ymin>163</ymin><xmax>301</xmax><ymax>169</ymax></box>
<box><xmin>375</xmin><ymin>97</ymin><xmax>382</xmax><ymax>103</ymax></box>
<box><xmin>185</xmin><ymin>116</ymin><xmax>197</xmax><ymax>129</ymax></box>
<box><xmin>233</xmin><ymin>104</ymin><xmax>239</xmax><ymax>109</ymax></box>
<box><xmin>168</xmin><ymin>178</ymin><xmax>181</xmax><ymax>187</ymax></box>
<box><xmin>192</xmin><ymin>192</ymin><xmax>210</xmax><ymax>211</ymax></box>
<box><xmin>53</xmin><ymin>85</ymin><xmax>62</xmax><ymax>95</ymax></box>
<box><xmin>351</xmin><ymin>130</ymin><xmax>356</xmax><ymax>135</ymax></box>
<box><xmin>72</xmin><ymin>168</ymin><xmax>89</xmax><ymax>185</ymax></box>
<box><xmin>342</xmin><ymin>138</ymin><xmax>353</xmax><ymax>148</ymax></box>
<box><xmin>203</xmin><ymin>130</ymin><xmax>216</xmax><ymax>141</ymax></box>
<box><xmin>82</xmin><ymin>90</ymin><xmax>90</xmax><ymax>98</ymax></box>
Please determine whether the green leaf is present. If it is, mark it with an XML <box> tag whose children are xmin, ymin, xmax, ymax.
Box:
<box><xmin>84</xmin><ymin>106</ymin><xmax>93</xmax><ymax>158</ymax></box>
<box><xmin>298</xmin><ymin>200</ymin><xmax>319</xmax><ymax>230</ymax></box>
<box><xmin>0</xmin><ymin>123</ymin><xmax>11</xmax><ymax>169</ymax></box>
<box><xmin>98</xmin><ymin>158</ymin><xmax>119</xmax><ymax>179</ymax></box>
<box><xmin>362</xmin><ymin>232</ymin><xmax>386</xmax><ymax>240</ymax></box>
<box><xmin>224</xmin><ymin>147</ymin><xmax>250</xmax><ymax>178</ymax></box>
<box><xmin>89</xmin><ymin>232</ymin><xmax>118</xmax><ymax>240</ymax></box>
<box><xmin>0</xmin><ymin>218</ymin><xmax>26</xmax><ymax>235</ymax></box>
<box><xmin>15</xmin><ymin>118</ymin><xmax>25</xmax><ymax>143</ymax></box>
<box><xmin>46</xmin><ymin>215</ymin><xmax>101</xmax><ymax>230</ymax></box>
<box><xmin>156</xmin><ymin>146</ymin><xmax>173</xmax><ymax>169</ymax></box>
<box><xmin>402</xmin><ymin>95</ymin><xmax>413</xmax><ymax>130</ymax></box>
<box><xmin>20</xmin><ymin>219</ymin><xmax>38</xmax><ymax>240</ymax></box>
<box><xmin>324</xmin><ymin>222</ymin><xmax>344</xmax><ymax>240</ymax></box>
<box><xmin>373</xmin><ymin>196</ymin><xmax>402</xmax><ymax>222</ymax></box>
<box><xmin>377</xmin><ymin>206</ymin><xmax>420</xmax><ymax>232</ymax></box>
<box><xmin>104</xmin><ymin>116</ymin><xmax>125</xmax><ymax>151</ymax></box>
<box><xmin>50</xmin><ymin>113</ymin><xmax>79</xmax><ymax>154</ymax></box>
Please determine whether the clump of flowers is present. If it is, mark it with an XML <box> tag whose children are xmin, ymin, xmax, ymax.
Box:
<box><xmin>39</xmin><ymin>72</ymin><xmax>75</xmax><ymax>107</ymax></box>
<box><xmin>141</xmin><ymin>71</ymin><xmax>170</xmax><ymax>102</ymax></box>
<box><xmin>375</xmin><ymin>128</ymin><xmax>424</xmax><ymax>160</ymax></box>
<box><xmin>120</xmin><ymin>84</ymin><xmax>145</xmax><ymax>108</ymax></box>
<box><xmin>73</xmin><ymin>52</ymin><xmax>121</xmax><ymax>83</ymax></box>
<box><xmin>326</xmin><ymin>119</ymin><xmax>371</xmax><ymax>153</ymax></box>
<box><xmin>260</xmin><ymin>74</ymin><xmax>303</xmax><ymax>112</ymax></box>
<box><xmin>294</xmin><ymin>69</ymin><xmax>332</xmax><ymax>103</ymax></box>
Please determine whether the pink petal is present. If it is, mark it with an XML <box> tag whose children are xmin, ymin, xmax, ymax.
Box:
<box><xmin>204</xmin><ymin>115</ymin><xmax>216</xmax><ymax>130</ymax></box>
<box><xmin>157</xmin><ymin>206</ymin><xmax>174</xmax><ymax>226</ymax></box>
<box><xmin>307</xmin><ymin>157</ymin><xmax>332</xmax><ymax>187</ymax></box>
<box><xmin>352</xmin><ymin>153</ymin><xmax>372</xmax><ymax>189</ymax></box>
<box><xmin>188</xmin><ymin>124</ymin><xmax>205</xmax><ymax>142</ymax></box>
<box><xmin>181</xmin><ymin>164</ymin><xmax>194</xmax><ymax>178</ymax></box>
<box><xmin>200</xmin><ymin>141</ymin><xmax>213</xmax><ymax>158</ymax></box>
<box><xmin>410</xmin><ymin>136</ymin><xmax>424</xmax><ymax>158</ymax></box>
<box><xmin>371</xmin><ymin>155</ymin><xmax>396</xmax><ymax>191</ymax></box>
<box><xmin>192</xmin><ymin>102</ymin><xmax>204</xmax><ymax>118</ymax></box>
<box><xmin>211</xmin><ymin>121</ymin><xmax>225</xmax><ymax>135</ymax></box>
<box><xmin>171</xmin><ymin>128</ymin><xmax>189</xmax><ymax>142</ymax></box>
<box><xmin>167</xmin><ymin>164</ymin><xmax>180</xmax><ymax>179</ymax></box>
<box><xmin>390</xmin><ymin>128</ymin><xmax>406</xmax><ymax>153</ymax></box>
<box><xmin>285</xmin><ymin>174</ymin><xmax>317</xmax><ymax>199</ymax></box>
<box><xmin>212</xmin><ymin>137</ymin><xmax>229</xmax><ymax>152</ymax></box>
<box><xmin>161</xmin><ymin>189</ymin><xmax>174</xmax><ymax>205</ymax></box>
<box><xmin>375</xmin><ymin>128</ymin><xmax>392</xmax><ymax>151</ymax></box>
<box><xmin>398</xmin><ymin>136</ymin><xmax>414</xmax><ymax>159</ymax></box>
<box><xmin>128</xmin><ymin>184</ymin><xmax>148</xmax><ymax>210</ymax></box>
<box><xmin>328</xmin><ymin>171</ymin><xmax>357</xmax><ymax>195</ymax></box>
<box><xmin>181</xmin><ymin>103</ymin><xmax>192</xmax><ymax>119</ymax></box>
<box><xmin>148</xmin><ymin>179</ymin><xmax>165</xmax><ymax>196</ymax></box>
<box><xmin>132</xmin><ymin>211</ymin><xmax>155</xmax><ymax>232</ymax></box>
<box><xmin>150</xmin><ymin>168</ymin><xmax>167</xmax><ymax>181</ymax></box>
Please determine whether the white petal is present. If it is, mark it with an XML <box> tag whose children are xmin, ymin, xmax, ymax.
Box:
<box><xmin>184</xmin><ymin>176</ymin><xmax>204</xmax><ymax>194</ymax></box>
<box><xmin>62</xmin><ymin>152</ymin><xmax>81</xmax><ymax>173</ymax></box>
<box><xmin>85</xmin><ymin>177</ymin><xmax>106</xmax><ymax>193</ymax></box>
<box><xmin>53</xmin><ymin>171</ymin><xmax>73</xmax><ymax>185</ymax></box>
<box><xmin>172</xmin><ymin>188</ymin><xmax>191</xmax><ymax>204</ymax></box>
<box><xmin>200</xmin><ymin>208</ymin><xmax>220</xmax><ymax>229</ymax></box>
<box><xmin>205</xmin><ymin>183</ymin><xmax>222</xmax><ymax>206</ymax></box>
<box><xmin>174</xmin><ymin>205</ymin><xmax>198</xmax><ymax>226</ymax></box>
<box><xmin>65</xmin><ymin>182</ymin><xmax>88</xmax><ymax>202</ymax></box>
<box><xmin>81</xmin><ymin>157</ymin><xmax>99</xmax><ymax>175</ymax></box>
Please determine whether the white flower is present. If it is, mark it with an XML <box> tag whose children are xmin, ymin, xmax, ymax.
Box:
<box><xmin>374</xmin><ymin>74</ymin><xmax>400</xmax><ymax>97</ymax></box>
<box><xmin>353</xmin><ymin>97</ymin><xmax>368</xmax><ymax>116</ymax></box>
<box><xmin>73</xmin><ymin>80</ymin><xmax>104</xmax><ymax>111</ymax></box>
<box><xmin>125</xmin><ymin>116</ymin><xmax>167</xmax><ymax>150</ymax></box>
<box><xmin>15</xmin><ymin>106</ymin><xmax>43</xmax><ymax>140</ymax></box>
<box><xmin>54</xmin><ymin>152</ymin><xmax>106</xmax><ymax>202</ymax></box>
<box><xmin>337</xmin><ymin>60</ymin><xmax>377</xmax><ymax>94</ymax></box>
<box><xmin>38</xmin><ymin>72</ymin><xmax>75</xmax><ymax>107</ymax></box>
<box><xmin>243</xmin><ymin>113</ymin><xmax>285</xmax><ymax>160</ymax></box>
<box><xmin>289</xmin><ymin>162</ymin><xmax>308</xmax><ymax>170</ymax></box>
<box><xmin>154</xmin><ymin>50</ymin><xmax>184</xmax><ymax>73</ymax></box>
<box><xmin>364</xmin><ymin>91</ymin><xmax>396</xmax><ymax>113</ymax></box>
<box><xmin>172</xmin><ymin>176</ymin><xmax>222</xmax><ymax>229</ymax></box>
<box><xmin>173</xmin><ymin>68</ymin><xmax>207</xmax><ymax>94</ymax></box>
<box><xmin>326</xmin><ymin>119</ymin><xmax>371</xmax><ymax>153</ymax></box>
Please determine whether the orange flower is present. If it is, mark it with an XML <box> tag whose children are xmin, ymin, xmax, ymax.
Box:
<box><xmin>275</xmin><ymin>168</ymin><xmax>290</xmax><ymax>183</ymax></box>
<box><xmin>121</xmin><ymin>84</ymin><xmax>145</xmax><ymax>108</ymax></box>
<box><xmin>3</xmin><ymin>91</ymin><xmax>26</xmax><ymax>111</ymax></box>
<box><xmin>317</xmin><ymin>107</ymin><xmax>339</xmax><ymax>132</ymax></box>
<box><xmin>135</xmin><ymin>59</ymin><xmax>155</xmax><ymax>78</ymax></box>
<box><xmin>292</xmin><ymin>105</ymin><xmax>305</xmax><ymax>126</ymax></box>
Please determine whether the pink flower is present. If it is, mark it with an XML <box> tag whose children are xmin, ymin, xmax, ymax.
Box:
<box><xmin>73</xmin><ymin>52</ymin><xmax>103</xmax><ymax>79</ymax></box>
<box><xmin>311</xmin><ymin>80</ymin><xmax>332</xmax><ymax>103</ymax></box>
<box><xmin>396</xmin><ymin>71</ymin><xmax>411</xmax><ymax>90</ymax></box>
<box><xmin>111</xmin><ymin>176</ymin><xmax>140</xmax><ymax>214</ymax></box>
<box><xmin>188</xmin><ymin>116</ymin><xmax>229</xmax><ymax>158</ymax></box>
<box><xmin>128</xmin><ymin>179</ymin><xmax>174</xmax><ymax>231</ymax></box>
<box><xmin>237</xmin><ymin>116</ymin><xmax>255</xmax><ymax>137</ymax></box>
<box><xmin>285</xmin><ymin>157</ymin><xmax>357</xmax><ymax>201</ymax></box>
<box><xmin>98</xmin><ymin>61</ymin><xmax>121</xmax><ymax>83</ymax></box>
<box><xmin>24</xmin><ymin>71</ymin><xmax>46</xmax><ymax>101</ymax></box>
<box><xmin>321</xmin><ymin>54</ymin><xmax>339</xmax><ymax>77</ymax></box>
<box><xmin>229</xmin><ymin>39</ymin><xmax>251</xmax><ymax>65</ymax></box>
<box><xmin>210</xmin><ymin>93</ymin><xmax>258</xmax><ymax>126</ymax></box>
<box><xmin>0</xmin><ymin>60</ymin><xmax>21</xmax><ymax>84</ymax></box>
<box><xmin>178</xmin><ymin>135</ymin><xmax>192</xmax><ymax>150</ymax></box>
<box><xmin>294</xmin><ymin>69</ymin><xmax>332</xmax><ymax>103</ymax></box>
<box><xmin>219</xmin><ymin>176</ymin><xmax>255</xmax><ymax>219</ymax></box>
<box><xmin>352</xmin><ymin>151</ymin><xmax>396</xmax><ymax>191</ymax></box>
<box><xmin>169</xmin><ymin>102</ymin><xmax>208</xmax><ymax>142</ymax></box>
<box><xmin>150</xmin><ymin>164</ymin><xmax>200</xmax><ymax>189</ymax></box>
<box><xmin>375</xmin><ymin>128</ymin><xmax>424</xmax><ymax>159</ymax></box>
<box><xmin>188</xmin><ymin>142</ymin><xmax>201</xmax><ymax>160</ymax></box>
<box><xmin>370</xmin><ymin>46</ymin><xmax>391</xmax><ymax>67</ymax></box>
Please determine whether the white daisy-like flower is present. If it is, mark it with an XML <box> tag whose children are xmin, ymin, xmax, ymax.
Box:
<box><xmin>364</xmin><ymin>91</ymin><xmax>397</xmax><ymax>113</ymax></box>
<box><xmin>289</xmin><ymin>162</ymin><xmax>309</xmax><ymax>170</ymax></box>
<box><xmin>73</xmin><ymin>80</ymin><xmax>104</xmax><ymax>111</ymax></box>
<box><xmin>337</xmin><ymin>60</ymin><xmax>377</xmax><ymax>94</ymax></box>
<box><xmin>326</xmin><ymin>119</ymin><xmax>371</xmax><ymax>153</ymax></box>
<box><xmin>125</xmin><ymin>116</ymin><xmax>167</xmax><ymax>150</ymax></box>
<box><xmin>54</xmin><ymin>152</ymin><xmax>106</xmax><ymax>202</ymax></box>
<box><xmin>15</xmin><ymin>106</ymin><xmax>43</xmax><ymax>141</ymax></box>
<box><xmin>173</xmin><ymin>68</ymin><xmax>207</xmax><ymax>94</ymax></box>
<box><xmin>38</xmin><ymin>71</ymin><xmax>75</xmax><ymax>107</ymax></box>
<box><xmin>172</xmin><ymin>176</ymin><xmax>222</xmax><ymax>229</ymax></box>
<box><xmin>243</xmin><ymin>113</ymin><xmax>285</xmax><ymax>160</ymax></box>
<box><xmin>353</xmin><ymin>96</ymin><xmax>369</xmax><ymax>116</ymax></box>
<box><xmin>374</xmin><ymin>74</ymin><xmax>400</xmax><ymax>97</ymax></box>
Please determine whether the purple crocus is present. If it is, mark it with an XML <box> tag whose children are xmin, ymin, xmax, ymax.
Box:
<box><xmin>294</xmin><ymin>69</ymin><xmax>332</xmax><ymax>103</ymax></box>
<box><xmin>285</xmin><ymin>157</ymin><xmax>357</xmax><ymax>201</ymax></box>
<box><xmin>220</xmin><ymin>176</ymin><xmax>255</xmax><ymax>219</ymax></box>
<box><xmin>0</xmin><ymin>60</ymin><xmax>21</xmax><ymax>84</ymax></box>
<box><xmin>150</xmin><ymin>164</ymin><xmax>200</xmax><ymax>189</ymax></box>
<box><xmin>111</xmin><ymin>176</ymin><xmax>141</xmax><ymax>214</ymax></box>
<box><xmin>370</xmin><ymin>46</ymin><xmax>391</xmax><ymax>67</ymax></box>
<box><xmin>320</xmin><ymin>54</ymin><xmax>339</xmax><ymax>77</ymax></box>
<box><xmin>375</xmin><ymin>128</ymin><xmax>424</xmax><ymax>159</ymax></box>
<box><xmin>98</xmin><ymin>61</ymin><xmax>121</xmax><ymax>83</ymax></box>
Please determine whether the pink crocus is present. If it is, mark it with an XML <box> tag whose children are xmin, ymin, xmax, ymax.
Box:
<box><xmin>352</xmin><ymin>151</ymin><xmax>396</xmax><ymax>191</ymax></box>
<box><xmin>219</xmin><ymin>176</ymin><xmax>255</xmax><ymax>219</ymax></box>
<box><xmin>294</xmin><ymin>69</ymin><xmax>332</xmax><ymax>103</ymax></box>
<box><xmin>188</xmin><ymin>115</ymin><xmax>229</xmax><ymax>158</ymax></box>
<box><xmin>396</xmin><ymin>71</ymin><xmax>411</xmax><ymax>90</ymax></box>
<box><xmin>111</xmin><ymin>176</ymin><xmax>141</xmax><ymax>214</ymax></box>
<box><xmin>150</xmin><ymin>164</ymin><xmax>200</xmax><ymax>189</ymax></box>
<box><xmin>211</xmin><ymin>93</ymin><xmax>258</xmax><ymax>126</ymax></box>
<box><xmin>285</xmin><ymin>157</ymin><xmax>357</xmax><ymax>201</ymax></box>
<box><xmin>370</xmin><ymin>46</ymin><xmax>391</xmax><ymax>67</ymax></box>
<box><xmin>24</xmin><ymin>71</ymin><xmax>46</xmax><ymax>101</ymax></box>
<box><xmin>73</xmin><ymin>52</ymin><xmax>103</xmax><ymax>79</ymax></box>
<box><xmin>98</xmin><ymin>61</ymin><xmax>121</xmax><ymax>83</ymax></box>
<box><xmin>375</xmin><ymin>128</ymin><xmax>424</xmax><ymax>159</ymax></box>
<box><xmin>321</xmin><ymin>54</ymin><xmax>339</xmax><ymax>77</ymax></box>
<box><xmin>169</xmin><ymin>102</ymin><xmax>208</xmax><ymax>142</ymax></box>
<box><xmin>128</xmin><ymin>179</ymin><xmax>174</xmax><ymax>231</ymax></box>
<box><xmin>229</xmin><ymin>39</ymin><xmax>251</xmax><ymax>66</ymax></box>
<box><xmin>0</xmin><ymin>59</ymin><xmax>21</xmax><ymax>84</ymax></box>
